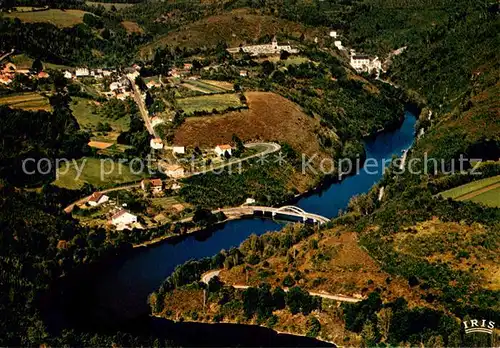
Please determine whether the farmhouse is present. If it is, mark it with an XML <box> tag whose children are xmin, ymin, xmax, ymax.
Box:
<box><xmin>111</xmin><ymin>209</ymin><xmax>137</xmax><ymax>228</ymax></box>
<box><xmin>227</xmin><ymin>36</ymin><xmax>299</xmax><ymax>56</ymax></box>
<box><xmin>146</xmin><ymin>80</ymin><xmax>161</xmax><ymax>89</ymax></box>
<box><xmin>172</xmin><ymin>146</ymin><xmax>185</xmax><ymax>155</ymax></box>
<box><xmin>150</xmin><ymin>138</ymin><xmax>164</xmax><ymax>150</ymax></box>
<box><xmin>334</xmin><ymin>40</ymin><xmax>344</xmax><ymax>50</ymax></box>
<box><xmin>215</xmin><ymin>144</ymin><xmax>232</xmax><ymax>157</ymax></box>
<box><xmin>239</xmin><ymin>70</ymin><xmax>248</xmax><ymax>77</ymax></box>
<box><xmin>329</xmin><ymin>30</ymin><xmax>338</xmax><ymax>38</ymax></box>
<box><xmin>141</xmin><ymin>178</ymin><xmax>163</xmax><ymax>193</ymax></box>
<box><xmin>37</xmin><ymin>71</ymin><xmax>49</xmax><ymax>79</ymax></box>
<box><xmin>88</xmin><ymin>192</ymin><xmax>109</xmax><ymax>206</ymax></box>
<box><xmin>163</xmin><ymin>164</ymin><xmax>185</xmax><ymax>178</ymax></box>
<box><xmin>63</xmin><ymin>71</ymin><xmax>73</xmax><ymax>79</ymax></box>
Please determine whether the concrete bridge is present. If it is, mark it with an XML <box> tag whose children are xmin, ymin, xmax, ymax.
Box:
<box><xmin>219</xmin><ymin>205</ymin><xmax>330</xmax><ymax>225</ymax></box>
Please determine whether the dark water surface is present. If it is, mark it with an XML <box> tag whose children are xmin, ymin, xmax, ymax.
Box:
<box><xmin>51</xmin><ymin>109</ymin><xmax>417</xmax><ymax>346</ymax></box>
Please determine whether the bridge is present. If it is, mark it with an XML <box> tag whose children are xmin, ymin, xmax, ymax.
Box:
<box><xmin>219</xmin><ymin>205</ymin><xmax>330</xmax><ymax>225</ymax></box>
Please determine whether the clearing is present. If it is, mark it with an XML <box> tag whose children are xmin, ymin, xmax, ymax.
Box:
<box><xmin>176</xmin><ymin>93</ymin><xmax>243</xmax><ymax>115</ymax></box>
<box><xmin>439</xmin><ymin>175</ymin><xmax>500</xmax><ymax>207</ymax></box>
<box><xmin>121</xmin><ymin>21</ymin><xmax>144</xmax><ymax>34</ymax></box>
<box><xmin>6</xmin><ymin>9</ymin><xmax>88</xmax><ymax>28</ymax></box>
<box><xmin>0</xmin><ymin>93</ymin><xmax>51</xmax><ymax>111</ymax></box>
<box><xmin>10</xmin><ymin>54</ymin><xmax>73</xmax><ymax>70</ymax></box>
<box><xmin>53</xmin><ymin>157</ymin><xmax>146</xmax><ymax>190</ymax></box>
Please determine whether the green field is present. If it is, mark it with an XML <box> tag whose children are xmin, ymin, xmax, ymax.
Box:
<box><xmin>10</xmin><ymin>54</ymin><xmax>73</xmax><ymax>70</ymax></box>
<box><xmin>177</xmin><ymin>93</ymin><xmax>243</xmax><ymax>115</ymax></box>
<box><xmin>53</xmin><ymin>157</ymin><xmax>147</xmax><ymax>190</ymax></box>
<box><xmin>183</xmin><ymin>80</ymin><xmax>232</xmax><ymax>94</ymax></box>
<box><xmin>86</xmin><ymin>1</ymin><xmax>134</xmax><ymax>10</ymax></box>
<box><xmin>0</xmin><ymin>93</ymin><xmax>51</xmax><ymax>111</ymax></box>
<box><xmin>439</xmin><ymin>175</ymin><xmax>500</xmax><ymax>207</ymax></box>
<box><xmin>70</xmin><ymin>97</ymin><xmax>129</xmax><ymax>132</ymax></box>
<box><xmin>6</xmin><ymin>9</ymin><xmax>88</xmax><ymax>28</ymax></box>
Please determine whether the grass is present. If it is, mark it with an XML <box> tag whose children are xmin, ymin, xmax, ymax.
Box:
<box><xmin>6</xmin><ymin>9</ymin><xmax>88</xmax><ymax>28</ymax></box>
<box><xmin>176</xmin><ymin>93</ymin><xmax>243</xmax><ymax>115</ymax></box>
<box><xmin>86</xmin><ymin>1</ymin><xmax>134</xmax><ymax>10</ymax></box>
<box><xmin>439</xmin><ymin>175</ymin><xmax>500</xmax><ymax>207</ymax></box>
<box><xmin>53</xmin><ymin>157</ymin><xmax>147</xmax><ymax>190</ymax></box>
<box><xmin>0</xmin><ymin>93</ymin><xmax>51</xmax><ymax>111</ymax></box>
<box><xmin>70</xmin><ymin>97</ymin><xmax>130</xmax><ymax>132</ymax></box>
<box><xmin>121</xmin><ymin>21</ymin><xmax>144</xmax><ymax>34</ymax></box>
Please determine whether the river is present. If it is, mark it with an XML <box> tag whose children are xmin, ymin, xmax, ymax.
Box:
<box><xmin>49</xmin><ymin>108</ymin><xmax>417</xmax><ymax>346</ymax></box>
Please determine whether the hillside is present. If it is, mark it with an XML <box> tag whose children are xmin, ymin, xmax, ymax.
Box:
<box><xmin>174</xmin><ymin>91</ymin><xmax>337</xmax><ymax>159</ymax></box>
<box><xmin>138</xmin><ymin>9</ymin><xmax>323</xmax><ymax>57</ymax></box>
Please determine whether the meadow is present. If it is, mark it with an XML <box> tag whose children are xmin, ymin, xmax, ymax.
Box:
<box><xmin>86</xmin><ymin>1</ymin><xmax>134</xmax><ymax>10</ymax></box>
<box><xmin>53</xmin><ymin>157</ymin><xmax>146</xmax><ymax>190</ymax></box>
<box><xmin>6</xmin><ymin>9</ymin><xmax>88</xmax><ymax>28</ymax></box>
<box><xmin>182</xmin><ymin>80</ymin><xmax>231</xmax><ymax>94</ymax></box>
<box><xmin>10</xmin><ymin>54</ymin><xmax>73</xmax><ymax>70</ymax></box>
<box><xmin>0</xmin><ymin>93</ymin><xmax>51</xmax><ymax>111</ymax></box>
<box><xmin>70</xmin><ymin>97</ymin><xmax>130</xmax><ymax>133</ymax></box>
<box><xmin>176</xmin><ymin>93</ymin><xmax>243</xmax><ymax>115</ymax></box>
<box><xmin>439</xmin><ymin>175</ymin><xmax>500</xmax><ymax>207</ymax></box>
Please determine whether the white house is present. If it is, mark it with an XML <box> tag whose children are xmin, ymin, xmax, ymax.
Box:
<box><xmin>334</xmin><ymin>40</ymin><xmax>344</xmax><ymax>50</ymax></box>
<box><xmin>329</xmin><ymin>30</ymin><xmax>338</xmax><ymax>38</ymax></box>
<box><xmin>239</xmin><ymin>70</ymin><xmax>248</xmax><ymax>77</ymax></box>
<box><xmin>245</xmin><ymin>198</ymin><xmax>256</xmax><ymax>205</ymax></box>
<box><xmin>164</xmin><ymin>164</ymin><xmax>185</xmax><ymax>178</ymax></box>
<box><xmin>172</xmin><ymin>146</ymin><xmax>185</xmax><ymax>155</ymax></box>
<box><xmin>110</xmin><ymin>81</ymin><xmax>121</xmax><ymax>91</ymax></box>
<box><xmin>171</xmin><ymin>182</ymin><xmax>182</xmax><ymax>190</ymax></box>
<box><xmin>87</xmin><ymin>192</ymin><xmax>109</xmax><ymax>206</ymax></box>
<box><xmin>75</xmin><ymin>68</ymin><xmax>90</xmax><ymax>77</ymax></box>
<box><xmin>63</xmin><ymin>71</ymin><xmax>73</xmax><ymax>79</ymax></box>
<box><xmin>350</xmin><ymin>53</ymin><xmax>383</xmax><ymax>73</ymax></box>
<box><xmin>150</xmin><ymin>138</ymin><xmax>164</xmax><ymax>150</ymax></box>
<box><xmin>141</xmin><ymin>178</ymin><xmax>163</xmax><ymax>193</ymax></box>
<box><xmin>111</xmin><ymin>209</ymin><xmax>137</xmax><ymax>227</ymax></box>
<box><xmin>215</xmin><ymin>144</ymin><xmax>232</xmax><ymax>157</ymax></box>
<box><xmin>146</xmin><ymin>80</ymin><xmax>161</xmax><ymax>89</ymax></box>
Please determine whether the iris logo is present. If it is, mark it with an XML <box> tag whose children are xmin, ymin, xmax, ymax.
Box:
<box><xmin>463</xmin><ymin>319</ymin><xmax>495</xmax><ymax>335</ymax></box>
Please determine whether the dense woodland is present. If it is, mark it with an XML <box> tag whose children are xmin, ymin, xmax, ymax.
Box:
<box><xmin>0</xmin><ymin>0</ymin><xmax>498</xmax><ymax>346</ymax></box>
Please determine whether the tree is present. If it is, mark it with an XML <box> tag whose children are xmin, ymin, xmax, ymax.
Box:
<box><xmin>31</xmin><ymin>58</ymin><xmax>43</xmax><ymax>74</ymax></box>
<box><xmin>261</xmin><ymin>60</ymin><xmax>275</xmax><ymax>76</ymax></box>
<box><xmin>280</xmin><ymin>50</ymin><xmax>290</xmax><ymax>60</ymax></box>
<box><xmin>306</xmin><ymin>317</ymin><xmax>321</xmax><ymax>337</ymax></box>
<box><xmin>377</xmin><ymin>307</ymin><xmax>392</xmax><ymax>342</ymax></box>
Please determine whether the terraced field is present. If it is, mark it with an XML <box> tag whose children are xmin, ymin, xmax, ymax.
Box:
<box><xmin>182</xmin><ymin>80</ymin><xmax>232</xmax><ymax>94</ymax></box>
<box><xmin>439</xmin><ymin>175</ymin><xmax>500</xmax><ymax>207</ymax></box>
<box><xmin>0</xmin><ymin>93</ymin><xmax>51</xmax><ymax>111</ymax></box>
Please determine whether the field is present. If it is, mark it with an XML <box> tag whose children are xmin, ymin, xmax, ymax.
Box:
<box><xmin>138</xmin><ymin>9</ymin><xmax>324</xmax><ymax>57</ymax></box>
<box><xmin>0</xmin><ymin>93</ymin><xmax>51</xmax><ymax>111</ymax></box>
<box><xmin>86</xmin><ymin>1</ymin><xmax>134</xmax><ymax>10</ymax></box>
<box><xmin>176</xmin><ymin>93</ymin><xmax>243</xmax><ymax>115</ymax></box>
<box><xmin>53</xmin><ymin>157</ymin><xmax>147</xmax><ymax>190</ymax></box>
<box><xmin>70</xmin><ymin>97</ymin><xmax>130</xmax><ymax>132</ymax></box>
<box><xmin>6</xmin><ymin>9</ymin><xmax>88</xmax><ymax>28</ymax></box>
<box><xmin>182</xmin><ymin>80</ymin><xmax>232</xmax><ymax>94</ymax></box>
<box><xmin>121</xmin><ymin>21</ymin><xmax>144</xmax><ymax>34</ymax></box>
<box><xmin>174</xmin><ymin>91</ymin><xmax>336</xmax><ymax>159</ymax></box>
<box><xmin>439</xmin><ymin>175</ymin><xmax>500</xmax><ymax>207</ymax></box>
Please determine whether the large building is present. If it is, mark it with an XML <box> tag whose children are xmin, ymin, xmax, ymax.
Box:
<box><xmin>227</xmin><ymin>36</ymin><xmax>299</xmax><ymax>56</ymax></box>
<box><xmin>350</xmin><ymin>53</ymin><xmax>382</xmax><ymax>73</ymax></box>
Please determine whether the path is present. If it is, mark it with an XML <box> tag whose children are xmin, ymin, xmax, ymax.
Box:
<box><xmin>455</xmin><ymin>182</ymin><xmax>500</xmax><ymax>201</ymax></box>
<box><xmin>128</xmin><ymin>75</ymin><xmax>156</xmax><ymax>137</ymax></box>
<box><xmin>0</xmin><ymin>49</ymin><xmax>15</xmax><ymax>63</ymax></box>
<box><xmin>201</xmin><ymin>270</ymin><xmax>362</xmax><ymax>303</ymax></box>
<box><xmin>63</xmin><ymin>142</ymin><xmax>280</xmax><ymax>213</ymax></box>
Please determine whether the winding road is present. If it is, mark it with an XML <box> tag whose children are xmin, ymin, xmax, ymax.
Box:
<box><xmin>202</xmin><ymin>270</ymin><xmax>362</xmax><ymax>303</ymax></box>
<box><xmin>128</xmin><ymin>75</ymin><xmax>157</xmax><ymax>137</ymax></box>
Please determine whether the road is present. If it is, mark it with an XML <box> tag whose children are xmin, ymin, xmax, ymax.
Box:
<box><xmin>0</xmin><ymin>49</ymin><xmax>15</xmax><ymax>63</ymax></box>
<box><xmin>63</xmin><ymin>142</ymin><xmax>280</xmax><ymax>212</ymax></box>
<box><xmin>201</xmin><ymin>270</ymin><xmax>362</xmax><ymax>303</ymax></box>
<box><xmin>128</xmin><ymin>75</ymin><xmax>156</xmax><ymax>137</ymax></box>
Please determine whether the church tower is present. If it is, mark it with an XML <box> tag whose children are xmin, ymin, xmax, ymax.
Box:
<box><xmin>272</xmin><ymin>35</ymin><xmax>278</xmax><ymax>50</ymax></box>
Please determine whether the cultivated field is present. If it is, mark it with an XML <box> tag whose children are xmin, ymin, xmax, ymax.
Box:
<box><xmin>53</xmin><ymin>157</ymin><xmax>146</xmax><ymax>190</ymax></box>
<box><xmin>440</xmin><ymin>175</ymin><xmax>500</xmax><ymax>207</ymax></box>
<box><xmin>0</xmin><ymin>93</ymin><xmax>51</xmax><ymax>111</ymax></box>
<box><xmin>176</xmin><ymin>93</ymin><xmax>243</xmax><ymax>115</ymax></box>
<box><xmin>6</xmin><ymin>9</ymin><xmax>88</xmax><ymax>28</ymax></box>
